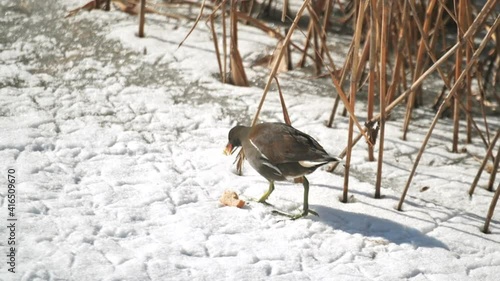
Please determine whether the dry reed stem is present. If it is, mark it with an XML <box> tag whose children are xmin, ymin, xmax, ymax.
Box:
<box><xmin>150</xmin><ymin>0</ymin><xmax>213</xmax><ymax>10</ymax></box>
<box><xmin>282</xmin><ymin>0</ymin><xmax>288</xmax><ymax>22</ymax></box>
<box><xmin>342</xmin><ymin>0</ymin><xmax>368</xmax><ymax>203</ymax></box>
<box><xmin>331</xmin><ymin>5</ymin><xmax>497</xmax><ymax>174</ymax></box>
<box><xmin>402</xmin><ymin>3</ymin><xmax>416</xmax><ymax>83</ymax></box>
<box><xmin>427</xmin><ymin>3</ymin><xmax>445</xmax><ymax>75</ymax></box>
<box><xmin>374</xmin><ymin>2</ymin><xmax>498</xmax><ymax>124</ymax></box>
<box><xmin>349</xmin><ymin>1</ymin><xmax>370</xmax><ymax>95</ymax></box>
<box><xmin>452</xmin><ymin>0</ymin><xmax>465</xmax><ymax>153</ymax></box>
<box><xmin>304</xmin><ymin>11</ymin><xmax>335</xmax><ymax>67</ymax></box>
<box><xmin>327</xmin><ymin>41</ymin><xmax>353</xmax><ymax>126</ymax></box>
<box><xmin>483</xmin><ymin>181</ymin><xmax>500</xmax><ymax>234</ymax></box>
<box><xmin>436</xmin><ymin>0</ymin><xmax>477</xmax><ymax>51</ymax></box>
<box><xmin>487</xmin><ymin>142</ymin><xmax>500</xmax><ymax>192</ymax></box>
<box><xmin>464</xmin><ymin>0</ymin><xmax>473</xmax><ymax>143</ymax></box>
<box><xmin>235</xmin><ymin>148</ymin><xmax>245</xmax><ymax>175</ymax></box>
<box><xmin>433</xmin><ymin>73</ymin><xmax>492</xmax><ymax>151</ymax></box>
<box><xmin>402</xmin><ymin>0</ymin><xmax>437</xmax><ymax>141</ymax></box>
<box><xmin>229</xmin><ymin>0</ymin><xmax>249</xmax><ymax>86</ymax></box>
<box><xmin>240</xmin><ymin>0</ymin><xmax>253</xmax><ymax>24</ymax></box>
<box><xmin>367</xmin><ymin>5</ymin><xmax>376</xmax><ymax>162</ymax></box>
<box><xmin>138</xmin><ymin>0</ymin><xmax>146</xmax><ymax>37</ymax></box>
<box><xmin>222</xmin><ymin>1</ymin><xmax>228</xmax><ymax>84</ymax></box>
<box><xmin>405</xmin><ymin>0</ymin><xmax>452</xmax><ymax>88</ymax></box>
<box><xmin>307</xmin><ymin>6</ymin><xmax>370</xmax><ymax>143</ymax></box>
<box><xmin>355</xmin><ymin>26</ymin><xmax>371</xmax><ymax>89</ymax></box>
<box><xmin>306</xmin><ymin>3</ymin><xmax>374</xmax><ymax>147</ymax></box>
<box><xmin>339</xmin><ymin>1</ymin><xmax>356</xmax><ymax>23</ymax></box>
<box><xmin>298</xmin><ymin>22</ymin><xmax>314</xmax><ymax>68</ymax></box>
<box><xmin>477</xmin><ymin>72</ymin><xmax>493</xmax><ymax>148</ymax></box>
<box><xmin>412</xmin><ymin>0</ymin><xmax>461</xmax><ymax>112</ymax></box>
<box><xmin>236</xmin><ymin>0</ymin><xmax>311</xmax><ymax>173</ymax></box>
<box><xmin>65</xmin><ymin>0</ymin><xmax>103</xmax><ymax>18</ymax></box>
<box><xmin>274</xmin><ymin>77</ymin><xmax>291</xmax><ymax>125</ymax></box>
<box><xmin>250</xmin><ymin>0</ymin><xmax>312</xmax><ymax>128</ymax></box>
<box><xmin>328</xmin><ymin>128</ymin><xmax>365</xmax><ymax>172</ymax></box>
<box><xmin>326</xmin><ymin>92</ymin><xmax>341</xmax><ymax>127</ymax></box>
<box><xmin>385</xmin><ymin>1</ymin><xmax>408</xmax><ymax>105</ymax></box>
<box><xmin>178</xmin><ymin>0</ymin><xmax>207</xmax><ymax>48</ymax></box>
<box><xmin>329</xmin><ymin>36</ymin><xmax>356</xmax><ymax>122</ymax></box>
<box><xmin>66</xmin><ymin>1</ymin><xmax>195</xmax><ymax>20</ymax></box>
<box><xmin>285</xmin><ymin>27</ymin><xmax>293</xmax><ymax>70</ymax></box>
<box><xmin>209</xmin><ymin>15</ymin><xmax>224</xmax><ymax>82</ymax></box>
<box><xmin>320</xmin><ymin>0</ymin><xmax>333</xmax><ymax>59</ymax></box>
<box><xmin>313</xmin><ymin>22</ymin><xmax>322</xmax><ymax>75</ymax></box>
<box><xmin>307</xmin><ymin>5</ymin><xmax>341</xmax><ymax>126</ymax></box>
<box><xmin>453</xmin><ymin>96</ymin><xmax>491</xmax><ymax>150</ymax></box>
<box><xmin>230</xmin><ymin>1</ymin><xmax>238</xmax><ymax>55</ymax></box>
<box><xmin>234</xmin><ymin>11</ymin><xmax>298</xmax><ymax>44</ymax></box>
<box><xmin>270</xmin><ymin>37</ymin><xmax>290</xmax><ymax>73</ymax></box>
<box><xmin>206</xmin><ymin>1</ymin><xmax>226</xmax><ymax>22</ymax></box>
<box><xmin>375</xmin><ymin>0</ymin><xmax>389</xmax><ymax>199</ymax></box>
<box><xmin>400</xmin><ymin>2</ymin><xmax>488</xmax><ymax>151</ymax></box>
<box><xmin>397</xmin><ymin>12</ymin><xmax>500</xmax><ymax>211</ymax></box>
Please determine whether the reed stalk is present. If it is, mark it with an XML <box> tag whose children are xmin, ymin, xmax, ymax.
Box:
<box><xmin>487</xmin><ymin>142</ymin><xmax>500</xmax><ymax>192</ymax></box>
<box><xmin>209</xmin><ymin>15</ymin><xmax>224</xmax><ymax>82</ymax></box>
<box><xmin>367</xmin><ymin>9</ymin><xmax>376</xmax><ymax>162</ymax></box>
<box><xmin>469</xmin><ymin>131</ymin><xmax>500</xmax><ymax>196</ymax></box>
<box><xmin>375</xmin><ymin>0</ymin><xmax>389</xmax><ymax>199</ymax></box>
<box><xmin>397</xmin><ymin>11</ymin><xmax>500</xmax><ymax>211</ymax></box>
<box><xmin>222</xmin><ymin>0</ymin><xmax>228</xmax><ymax>83</ymax></box>
<box><xmin>402</xmin><ymin>0</ymin><xmax>437</xmax><ymax>141</ymax></box>
<box><xmin>483</xmin><ymin>181</ymin><xmax>500</xmax><ymax>234</ymax></box>
<box><xmin>452</xmin><ymin>0</ymin><xmax>464</xmax><ymax>153</ymax></box>
<box><xmin>251</xmin><ymin>0</ymin><xmax>312</xmax><ymax>127</ymax></box>
<box><xmin>138</xmin><ymin>0</ymin><xmax>146</xmax><ymax>38</ymax></box>
<box><xmin>342</xmin><ymin>0</ymin><xmax>367</xmax><ymax>203</ymax></box>
<box><xmin>275</xmin><ymin>77</ymin><xmax>291</xmax><ymax>125</ymax></box>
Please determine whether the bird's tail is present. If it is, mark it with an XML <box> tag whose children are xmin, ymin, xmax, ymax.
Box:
<box><xmin>298</xmin><ymin>156</ymin><xmax>341</xmax><ymax>168</ymax></box>
<box><xmin>328</xmin><ymin>156</ymin><xmax>342</xmax><ymax>163</ymax></box>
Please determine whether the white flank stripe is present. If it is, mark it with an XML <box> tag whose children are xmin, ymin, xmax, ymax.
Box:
<box><xmin>249</xmin><ymin>139</ymin><xmax>269</xmax><ymax>160</ymax></box>
<box><xmin>299</xmin><ymin>160</ymin><xmax>328</xmax><ymax>168</ymax></box>
<box><xmin>262</xmin><ymin>162</ymin><xmax>282</xmax><ymax>176</ymax></box>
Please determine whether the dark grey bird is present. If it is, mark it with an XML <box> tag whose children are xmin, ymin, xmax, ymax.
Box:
<box><xmin>224</xmin><ymin>122</ymin><xmax>340</xmax><ymax>219</ymax></box>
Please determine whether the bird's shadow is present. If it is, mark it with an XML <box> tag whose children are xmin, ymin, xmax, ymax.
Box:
<box><xmin>310</xmin><ymin>205</ymin><xmax>449</xmax><ymax>250</ymax></box>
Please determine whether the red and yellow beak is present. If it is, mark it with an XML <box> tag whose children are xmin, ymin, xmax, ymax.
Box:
<box><xmin>224</xmin><ymin>143</ymin><xmax>235</xmax><ymax>155</ymax></box>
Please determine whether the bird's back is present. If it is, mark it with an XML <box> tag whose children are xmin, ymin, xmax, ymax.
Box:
<box><xmin>249</xmin><ymin>123</ymin><xmax>334</xmax><ymax>164</ymax></box>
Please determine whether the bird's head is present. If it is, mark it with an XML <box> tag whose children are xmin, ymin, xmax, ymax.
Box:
<box><xmin>224</xmin><ymin>125</ymin><xmax>246</xmax><ymax>155</ymax></box>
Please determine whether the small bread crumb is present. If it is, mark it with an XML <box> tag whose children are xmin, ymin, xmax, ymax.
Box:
<box><xmin>219</xmin><ymin>190</ymin><xmax>245</xmax><ymax>208</ymax></box>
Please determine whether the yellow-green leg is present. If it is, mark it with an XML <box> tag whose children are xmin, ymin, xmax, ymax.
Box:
<box><xmin>272</xmin><ymin>176</ymin><xmax>318</xmax><ymax>220</ymax></box>
<box><xmin>301</xmin><ymin>176</ymin><xmax>318</xmax><ymax>218</ymax></box>
<box><xmin>258</xmin><ymin>181</ymin><xmax>275</xmax><ymax>204</ymax></box>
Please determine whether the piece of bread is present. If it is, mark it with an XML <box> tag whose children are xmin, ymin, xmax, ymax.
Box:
<box><xmin>219</xmin><ymin>190</ymin><xmax>245</xmax><ymax>208</ymax></box>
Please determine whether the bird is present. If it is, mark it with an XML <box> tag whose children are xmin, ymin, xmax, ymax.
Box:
<box><xmin>224</xmin><ymin>122</ymin><xmax>340</xmax><ymax>219</ymax></box>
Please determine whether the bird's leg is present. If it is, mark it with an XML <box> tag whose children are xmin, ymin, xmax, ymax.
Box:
<box><xmin>257</xmin><ymin>181</ymin><xmax>275</xmax><ymax>205</ymax></box>
<box><xmin>271</xmin><ymin>176</ymin><xmax>318</xmax><ymax>220</ymax></box>
<box><xmin>301</xmin><ymin>176</ymin><xmax>318</xmax><ymax>218</ymax></box>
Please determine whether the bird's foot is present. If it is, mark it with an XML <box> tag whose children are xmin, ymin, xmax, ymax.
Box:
<box><xmin>271</xmin><ymin>209</ymin><xmax>319</xmax><ymax>220</ymax></box>
<box><xmin>308</xmin><ymin>209</ymin><xmax>319</xmax><ymax>217</ymax></box>
<box><xmin>258</xmin><ymin>200</ymin><xmax>274</xmax><ymax>207</ymax></box>
<box><xmin>247</xmin><ymin>197</ymin><xmax>274</xmax><ymax>207</ymax></box>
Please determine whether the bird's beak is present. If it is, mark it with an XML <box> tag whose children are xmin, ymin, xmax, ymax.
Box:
<box><xmin>224</xmin><ymin>143</ymin><xmax>234</xmax><ymax>155</ymax></box>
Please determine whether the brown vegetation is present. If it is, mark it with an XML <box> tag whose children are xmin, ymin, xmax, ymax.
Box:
<box><xmin>67</xmin><ymin>0</ymin><xmax>500</xmax><ymax>231</ymax></box>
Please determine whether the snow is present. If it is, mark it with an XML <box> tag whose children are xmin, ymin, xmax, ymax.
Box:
<box><xmin>0</xmin><ymin>0</ymin><xmax>499</xmax><ymax>280</ymax></box>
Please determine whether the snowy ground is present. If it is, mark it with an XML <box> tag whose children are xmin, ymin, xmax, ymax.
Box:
<box><xmin>1</xmin><ymin>0</ymin><xmax>500</xmax><ymax>280</ymax></box>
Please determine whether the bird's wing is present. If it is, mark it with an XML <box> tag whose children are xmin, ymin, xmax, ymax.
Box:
<box><xmin>249</xmin><ymin>124</ymin><xmax>331</xmax><ymax>164</ymax></box>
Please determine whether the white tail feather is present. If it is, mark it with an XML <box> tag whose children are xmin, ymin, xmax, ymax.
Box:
<box><xmin>298</xmin><ymin>160</ymin><xmax>329</xmax><ymax>168</ymax></box>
